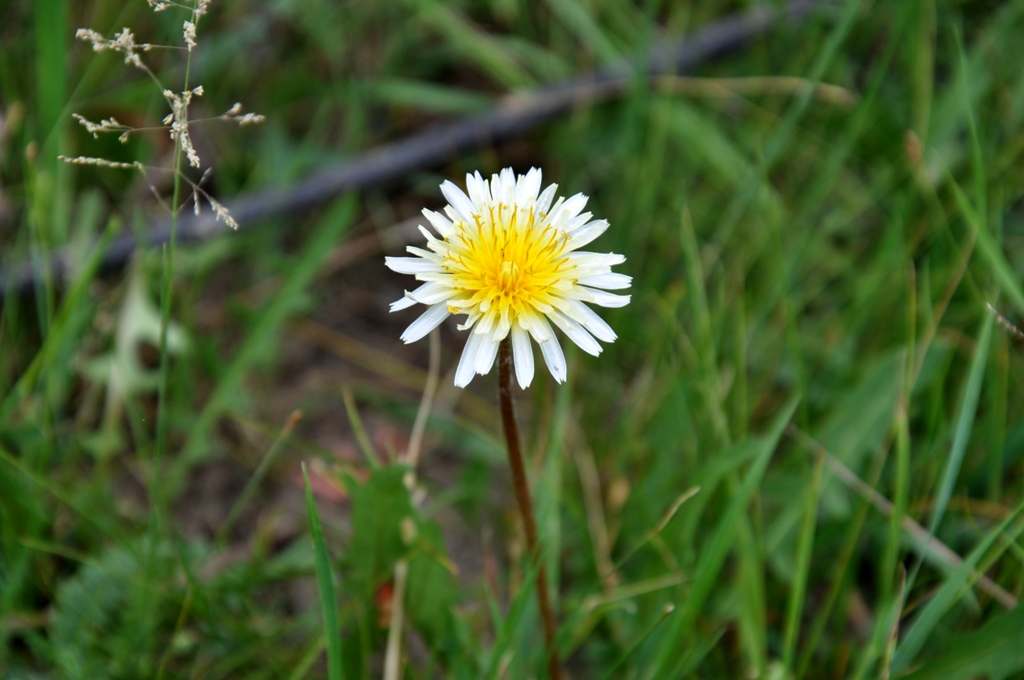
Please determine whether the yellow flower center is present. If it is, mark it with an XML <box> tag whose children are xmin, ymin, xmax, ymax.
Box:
<box><xmin>497</xmin><ymin>261</ymin><xmax>522</xmax><ymax>293</ymax></box>
<box><xmin>444</xmin><ymin>205</ymin><xmax>571</xmax><ymax>318</ymax></box>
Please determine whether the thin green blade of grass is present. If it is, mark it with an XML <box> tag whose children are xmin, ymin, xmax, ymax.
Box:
<box><xmin>949</xmin><ymin>177</ymin><xmax>1024</xmax><ymax>317</ymax></box>
<box><xmin>537</xmin><ymin>366</ymin><xmax>572</xmax><ymax>604</ymax></box>
<box><xmin>880</xmin><ymin>393</ymin><xmax>910</xmax><ymax>608</ymax></box>
<box><xmin>361</xmin><ymin>78</ymin><xmax>492</xmax><ymax>115</ymax></box>
<box><xmin>149</xmin><ymin>243</ymin><xmax>175</xmax><ymax>554</ymax></box>
<box><xmin>0</xmin><ymin>443</ymin><xmax>122</xmax><ymax>543</ymax></box>
<box><xmin>302</xmin><ymin>462</ymin><xmax>344</xmax><ymax>680</ymax></box>
<box><xmin>735</xmin><ymin>512</ymin><xmax>768</xmax><ymax>676</ymax></box>
<box><xmin>414</xmin><ymin>0</ymin><xmax>533</xmax><ymax>90</ymax></box>
<box><xmin>284</xmin><ymin>635</ymin><xmax>327</xmax><ymax>680</ymax></box>
<box><xmin>954</xmin><ymin>28</ymin><xmax>986</xmax><ymax>224</ymax></box>
<box><xmin>597</xmin><ymin>603</ymin><xmax>675</xmax><ymax>680</ymax></box>
<box><xmin>848</xmin><ymin>574</ymin><xmax>906</xmax><ymax>680</ymax></box>
<box><xmin>34</xmin><ymin>0</ymin><xmax>67</xmax><ymax>142</ymax></box>
<box><xmin>793</xmin><ymin>0</ymin><xmax>911</xmax><ymax>224</ymax></box>
<box><xmin>892</xmin><ymin>496</ymin><xmax>1024</xmax><ymax>672</ymax></box>
<box><xmin>679</xmin><ymin>201</ymin><xmax>731</xmax><ymax>447</ymax></box>
<box><xmin>609</xmin><ymin>486</ymin><xmax>700</xmax><ymax>573</ymax></box>
<box><xmin>944</xmin><ymin>22</ymin><xmax>1024</xmax><ymax>317</ymax></box>
<box><xmin>216</xmin><ymin>409</ymin><xmax>303</xmax><ymax>546</ymax></box>
<box><xmin>0</xmin><ymin>218</ymin><xmax>119</xmax><ymax>419</ymax></box>
<box><xmin>484</xmin><ymin>549</ymin><xmax>545</xmax><ymax>680</ymax></box>
<box><xmin>659</xmin><ymin>628</ymin><xmax>726</xmax><ymax>680</ymax></box>
<box><xmin>648</xmin><ymin>395</ymin><xmax>800</xmax><ymax>676</ymax></box>
<box><xmin>781</xmin><ymin>453</ymin><xmax>824</xmax><ymax>674</ymax></box>
<box><xmin>762</xmin><ymin>0</ymin><xmax>866</xmax><ymax>167</ymax></box>
<box><xmin>926</xmin><ymin>312</ymin><xmax>993</xmax><ymax>537</ymax></box>
<box><xmin>880</xmin><ymin>567</ymin><xmax>908</xmax><ymax>680</ymax></box>
<box><xmin>666</xmin><ymin>100</ymin><xmax>749</xmax><ymax>189</ymax></box>
<box><xmin>31</xmin><ymin>0</ymin><xmax>70</xmax><ymax>354</ymax></box>
<box><xmin>557</xmin><ymin>572</ymin><xmax>687</xmax><ymax>658</ymax></box>
<box><xmin>544</xmin><ymin>0</ymin><xmax>620</xmax><ymax>64</ymax></box>
<box><xmin>926</xmin><ymin>1</ymin><xmax>1024</xmax><ymax>182</ymax></box>
<box><xmin>713</xmin><ymin>0</ymin><xmax>868</xmax><ymax>249</ymax></box>
<box><xmin>341</xmin><ymin>386</ymin><xmax>382</xmax><ymax>469</ymax></box>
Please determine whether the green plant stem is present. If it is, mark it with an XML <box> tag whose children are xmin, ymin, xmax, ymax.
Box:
<box><xmin>497</xmin><ymin>338</ymin><xmax>561</xmax><ymax>680</ymax></box>
<box><xmin>152</xmin><ymin>29</ymin><xmax>194</xmax><ymax>537</ymax></box>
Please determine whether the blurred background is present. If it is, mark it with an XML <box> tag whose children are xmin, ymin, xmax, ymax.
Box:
<box><xmin>3</xmin><ymin>0</ymin><xmax>1024</xmax><ymax>678</ymax></box>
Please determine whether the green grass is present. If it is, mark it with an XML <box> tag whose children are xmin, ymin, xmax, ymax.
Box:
<box><xmin>3</xmin><ymin>0</ymin><xmax>1024</xmax><ymax>678</ymax></box>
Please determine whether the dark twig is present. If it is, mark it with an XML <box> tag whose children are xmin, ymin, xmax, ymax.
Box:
<box><xmin>497</xmin><ymin>338</ymin><xmax>561</xmax><ymax>679</ymax></box>
<box><xmin>1</xmin><ymin>0</ymin><xmax>818</xmax><ymax>298</ymax></box>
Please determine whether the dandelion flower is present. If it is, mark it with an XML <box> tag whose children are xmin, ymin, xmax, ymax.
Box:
<box><xmin>386</xmin><ymin>167</ymin><xmax>630</xmax><ymax>388</ymax></box>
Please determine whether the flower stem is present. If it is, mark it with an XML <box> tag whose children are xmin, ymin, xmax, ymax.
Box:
<box><xmin>498</xmin><ymin>338</ymin><xmax>562</xmax><ymax>680</ymax></box>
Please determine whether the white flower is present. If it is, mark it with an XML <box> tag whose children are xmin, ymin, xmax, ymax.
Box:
<box><xmin>386</xmin><ymin>167</ymin><xmax>630</xmax><ymax>388</ymax></box>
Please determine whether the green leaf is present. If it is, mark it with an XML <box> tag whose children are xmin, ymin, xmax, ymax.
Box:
<box><xmin>900</xmin><ymin>603</ymin><xmax>1024</xmax><ymax>680</ymax></box>
<box><xmin>345</xmin><ymin>465</ymin><xmax>416</xmax><ymax>597</ymax></box>
<box><xmin>302</xmin><ymin>463</ymin><xmax>344</xmax><ymax>680</ymax></box>
<box><xmin>405</xmin><ymin>521</ymin><xmax>459</xmax><ymax>655</ymax></box>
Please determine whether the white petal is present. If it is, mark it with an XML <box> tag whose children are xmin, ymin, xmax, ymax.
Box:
<box><xmin>474</xmin><ymin>336</ymin><xmax>500</xmax><ymax>375</ymax></box>
<box><xmin>498</xmin><ymin>168</ymin><xmax>515</xmax><ymax>203</ymax></box>
<box><xmin>530</xmin><ymin>298</ymin><xmax>554</xmax><ymax>315</ymax></box>
<box><xmin>549</xmin><ymin>310</ymin><xmax>602</xmax><ymax>356</ymax></box>
<box><xmin>562</xmin><ymin>193</ymin><xmax>589</xmax><ymax>217</ymax></box>
<box><xmin>573</xmin><ymin>286</ymin><xmax>631</xmax><ymax>308</ymax></box>
<box><xmin>406</xmin><ymin>245</ymin><xmax>443</xmax><ymax>263</ymax></box>
<box><xmin>537</xmin><ymin>183</ymin><xmax>558</xmax><ymax>214</ymax></box>
<box><xmin>385</xmin><ymin>256</ymin><xmax>443</xmax><ymax>275</ymax></box>
<box><xmin>406</xmin><ymin>281</ymin><xmax>455</xmax><ymax>305</ymax></box>
<box><xmin>567</xmin><ymin>219</ymin><xmax>609</xmax><ymax>250</ymax></box>
<box><xmin>454</xmin><ymin>330</ymin><xmax>486</xmax><ymax>387</ymax></box>
<box><xmin>543</xmin><ymin>197</ymin><xmax>564</xmax><ymax>225</ymax></box>
<box><xmin>456</xmin><ymin>311</ymin><xmax>480</xmax><ymax>331</ymax></box>
<box><xmin>511</xmin><ymin>323</ymin><xmax>534</xmax><ymax>389</ymax></box>
<box><xmin>552</xmin><ymin>193</ymin><xmax>588</xmax><ymax>230</ymax></box>
<box><xmin>521</xmin><ymin>308</ymin><xmax>553</xmax><ymax>342</ymax></box>
<box><xmin>565</xmin><ymin>212</ymin><xmax>593</xmax><ymax>233</ymax></box>
<box><xmin>565</xmin><ymin>251</ymin><xmax>626</xmax><ymax>267</ymax></box>
<box><xmin>516</xmin><ymin>167</ymin><xmax>542</xmax><ymax>205</ymax></box>
<box><xmin>476</xmin><ymin>310</ymin><xmax>497</xmax><ymax>336</ymax></box>
<box><xmin>440</xmin><ymin>180</ymin><xmax>477</xmax><ymax>224</ymax></box>
<box><xmin>577</xmin><ymin>272</ymin><xmax>631</xmax><ymax>290</ymax></box>
<box><xmin>422</xmin><ymin>209</ymin><xmax>454</xmax><ymax>237</ymax></box>
<box><xmin>390</xmin><ymin>295</ymin><xmax>417</xmax><ymax>312</ymax></box>
<box><xmin>524</xmin><ymin>314</ymin><xmax>566</xmax><ymax>382</ymax></box>
<box><xmin>411</xmin><ymin>271</ymin><xmax>456</xmax><ymax>284</ymax></box>
<box><xmin>495</xmin><ymin>306</ymin><xmax>512</xmax><ymax>340</ymax></box>
<box><xmin>400</xmin><ymin>303</ymin><xmax>449</xmax><ymax>344</ymax></box>
<box><xmin>466</xmin><ymin>171</ymin><xmax>491</xmax><ymax>208</ymax></box>
<box><xmin>538</xmin><ymin>332</ymin><xmax>567</xmax><ymax>384</ymax></box>
<box><xmin>563</xmin><ymin>299</ymin><xmax>617</xmax><ymax>342</ymax></box>
<box><xmin>417</xmin><ymin>226</ymin><xmax>447</xmax><ymax>254</ymax></box>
